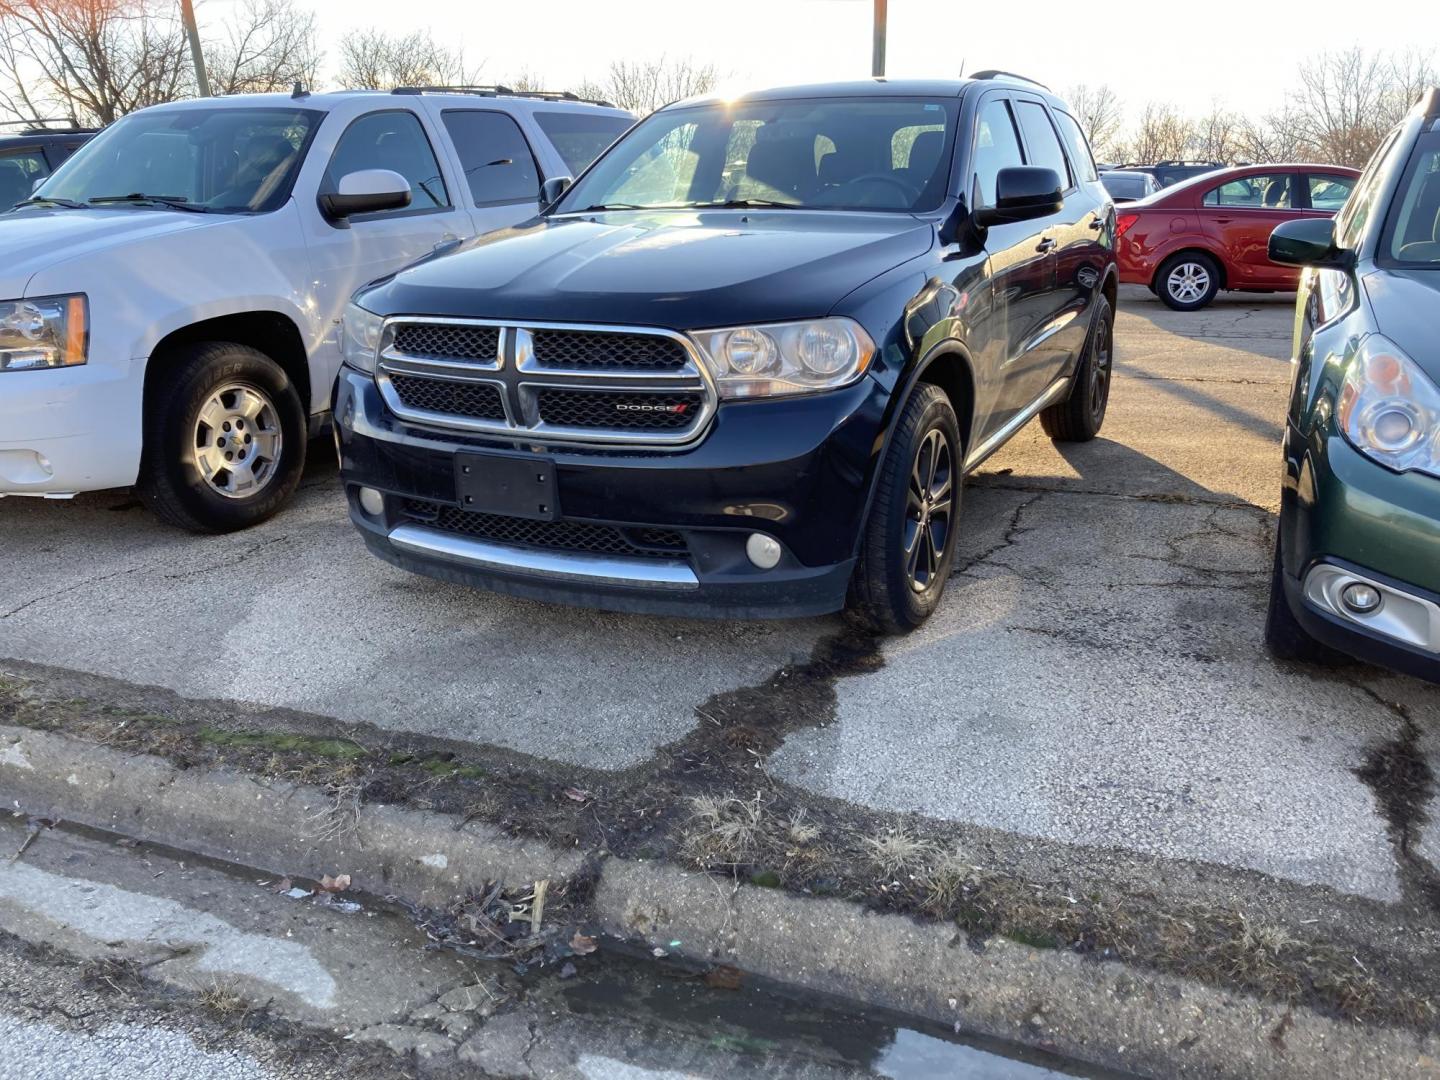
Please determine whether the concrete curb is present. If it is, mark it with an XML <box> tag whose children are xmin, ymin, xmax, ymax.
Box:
<box><xmin>3</xmin><ymin>724</ymin><xmax>1436</xmax><ymax>1079</ymax></box>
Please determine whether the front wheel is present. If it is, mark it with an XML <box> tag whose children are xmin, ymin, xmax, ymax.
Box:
<box><xmin>1264</xmin><ymin>528</ymin><xmax>1342</xmax><ymax>666</ymax></box>
<box><xmin>137</xmin><ymin>342</ymin><xmax>307</xmax><ymax>533</ymax></box>
<box><xmin>1156</xmin><ymin>252</ymin><xmax>1220</xmax><ymax>311</ymax></box>
<box><xmin>847</xmin><ymin>383</ymin><xmax>963</xmax><ymax>634</ymax></box>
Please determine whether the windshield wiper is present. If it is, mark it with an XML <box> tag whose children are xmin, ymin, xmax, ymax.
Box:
<box><xmin>682</xmin><ymin>198</ymin><xmax>798</xmax><ymax>210</ymax></box>
<box><xmin>13</xmin><ymin>196</ymin><xmax>87</xmax><ymax>210</ymax></box>
<box><xmin>570</xmin><ymin>202</ymin><xmax>650</xmax><ymax>212</ymax></box>
<box><xmin>89</xmin><ymin>194</ymin><xmax>210</xmax><ymax>213</ymax></box>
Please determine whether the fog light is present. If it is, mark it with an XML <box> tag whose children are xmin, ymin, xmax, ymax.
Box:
<box><xmin>357</xmin><ymin>486</ymin><xmax>385</xmax><ymax>517</ymax></box>
<box><xmin>745</xmin><ymin>532</ymin><xmax>782</xmax><ymax>569</ymax></box>
<box><xmin>1341</xmin><ymin>582</ymin><xmax>1382</xmax><ymax>614</ymax></box>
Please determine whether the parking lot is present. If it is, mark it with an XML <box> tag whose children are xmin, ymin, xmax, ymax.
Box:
<box><xmin>3</xmin><ymin>285</ymin><xmax>1437</xmax><ymax>907</ymax></box>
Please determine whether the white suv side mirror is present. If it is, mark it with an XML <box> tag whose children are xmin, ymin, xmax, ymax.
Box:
<box><xmin>320</xmin><ymin>169</ymin><xmax>412</xmax><ymax>221</ymax></box>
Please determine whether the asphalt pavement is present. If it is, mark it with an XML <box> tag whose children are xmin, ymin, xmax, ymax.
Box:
<box><xmin>1</xmin><ymin>285</ymin><xmax>1435</xmax><ymax>904</ymax></box>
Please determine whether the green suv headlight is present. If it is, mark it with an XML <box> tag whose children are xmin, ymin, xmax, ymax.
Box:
<box><xmin>1337</xmin><ymin>335</ymin><xmax>1440</xmax><ymax>479</ymax></box>
<box><xmin>689</xmin><ymin>318</ymin><xmax>875</xmax><ymax>399</ymax></box>
<box><xmin>0</xmin><ymin>295</ymin><xmax>88</xmax><ymax>372</ymax></box>
<box><xmin>341</xmin><ymin>301</ymin><xmax>384</xmax><ymax>374</ymax></box>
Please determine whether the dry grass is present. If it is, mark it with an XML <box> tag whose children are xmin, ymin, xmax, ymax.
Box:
<box><xmin>197</xmin><ymin>980</ymin><xmax>249</xmax><ymax>1017</ymax></box>
<box><xmin>861</xmin><ymin>831</ymin><xmax>935</xmax><ymax>881</ymax></box>
<box><xmin>683</xmin><ymin>793</ymin><xmax>769</xmax><ymax>869</ymax></box>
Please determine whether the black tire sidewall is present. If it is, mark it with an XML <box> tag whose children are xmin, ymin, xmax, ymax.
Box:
<box><xmin>143</xmin><ymin>345</ymin><xmax>306</xmax><ymax>532</ymax></box>
<box><xmin>864</xmin><ymin>386</ymin><xmax>964</xmax><ymax>630</ymax></box>
<box><xmin>1157</xmin><ymin>253</ymin><xmax>1220</xmax><ymax>311</ymax></box>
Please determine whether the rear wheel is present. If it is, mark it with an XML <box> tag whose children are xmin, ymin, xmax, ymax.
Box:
<box><xmin>137</xmin><ymin>342</ymin><xmax>306</xmax><ymax>533</ymax></box>
<box><xmin>1157</xmin><ymin>252</ymin><xmax>1220</xmax><ymax>311</ymax></box>
<box><xmin>1041</xmin><ymin>295</ymin><xmax>1113</xmax><ymax>442</ymax></box>
<box><xmin>847</xmin><ymin>383</ymin><xmax>962</xmax><ymax>634</ymax></box>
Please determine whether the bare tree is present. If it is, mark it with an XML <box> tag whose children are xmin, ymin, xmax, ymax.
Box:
<box><xmin>1191</xmin><ymin>102</ymin><xmax>1241</xmax><ymax>162</ymax></box>
<box><xmin>206</xmin><ymin>0</ymin><xmax>321</xmax><ymax>96</ymax></box>
<box><xmin>577</xmin><ymin>55</ymin><xmax>717</xmax><ymax>114</ymax></box>
<box><xmin>0</xmin><ymin>0</ymin><xmax>189</xmax><ymax>125</ymax></box>
<box><xmin>337</xmin><ymin>28</ymin><xmax>477</xmax><ymax>91</ymax></box>
<box><xmin>1065</xmin><ymin>83</ymin><xmax>1123</xmax><ymax>158</ymax></box>
<box><xmin>1127</xmin><ymin>102</ymin><xmax>1193</xmax><ymax>163</ymax></box>
<box><xmin>1291</xmin><ymin>47</ymin><xmax>1395</xmax><ymax>167</ymax></box>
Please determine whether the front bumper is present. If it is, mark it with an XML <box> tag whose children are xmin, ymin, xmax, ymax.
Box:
<box><xmin>334</xmin><ymin>367</ymin><xmax>886</xmax><ymax>618</ymax></box>
<box><xmin>1279</xmin><ymin>421</ymin><xmax>1440</xmax><ymax>682</ymax></box>
<box><xmin>0</xmin><ymin>359</ymin><xmax>146</xmax><ymax>495</ymax></box>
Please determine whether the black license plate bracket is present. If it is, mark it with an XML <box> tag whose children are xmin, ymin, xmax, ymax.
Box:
<box><xmin>454</xmin><ymin>453</ymin><xmax>559</xmax><ymax>521</ymax></box>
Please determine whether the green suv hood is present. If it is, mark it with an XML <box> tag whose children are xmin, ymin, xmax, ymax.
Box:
<box><xmin>1363</xmin><ymin>268</ymin><xmax>1440</xmax><ymax>384</ymax></box>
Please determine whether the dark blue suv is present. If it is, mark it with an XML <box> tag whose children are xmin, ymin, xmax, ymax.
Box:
<box><xmin>335</xmin><ymin>75</ymin><xmax>1118</xmax><ymax>631</ymax></box>
<box><xmin>0</xmin><ymin>121</ymin><xmax>95</xmax><ymax>208</ymax></box>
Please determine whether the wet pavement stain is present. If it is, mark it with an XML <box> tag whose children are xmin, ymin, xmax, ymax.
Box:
<box><xmin>1355</xmin><ymin>703</ymin><xmax>1440</xmax><ymax>912</ymax></box>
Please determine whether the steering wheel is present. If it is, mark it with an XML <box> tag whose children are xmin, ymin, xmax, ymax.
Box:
<box><xmin>835</xmin><ymin>172</ymin><xmax>918</xmax><ymax>207</ymax></box>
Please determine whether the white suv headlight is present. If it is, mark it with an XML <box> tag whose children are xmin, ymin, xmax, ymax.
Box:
<box><xmin>689</xmin><ymin>318</ymin><xmax>876</xmax><ymax>399</ymax></box>
<box><xmin>1337</xmin><ymin>335</ymin><xmax>1440</xmax><ymax>479</ymax></box>
<box><xmin>0</xmin><ymin>295</ymin><xmax>88</xmax><ymax>372</ymax></box>
<box><xmin>341</xmin><ymin>301</ymin><xmax>384</xmax><ymax>374</ymax></box>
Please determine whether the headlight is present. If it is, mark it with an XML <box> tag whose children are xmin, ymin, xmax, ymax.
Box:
<box><xmin>1336</xmin><ymin>335</ymin><xmax>1440</xmax><ymax>479</ymax></box>
<box><xmin>341</xmin><ymin>301</ymin><xmax>384</xmax><ymax>374</ymax></box>
<box><xmin>0</xmin><ymin>295</ymin><xmax>87</xmax><ymax>372</ymax></box>
<box><xmin>689</xmin><ymin>318</ymin><xmax>875</xmax><ymax>399</ymax></box>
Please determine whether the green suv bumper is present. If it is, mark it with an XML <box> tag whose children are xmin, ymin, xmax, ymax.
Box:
<box><xmin>1279</xmin><ymin>420</ymin><xmax>1440</xmax><ymax>682</ymax></box>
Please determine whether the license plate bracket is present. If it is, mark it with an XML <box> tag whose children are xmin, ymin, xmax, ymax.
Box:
<box><xmin>454</xmin><ymin>453</ymin><xmax>559</xmax><ymax>522</ymax></box>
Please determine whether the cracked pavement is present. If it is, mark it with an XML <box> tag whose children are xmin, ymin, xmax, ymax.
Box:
<box><xmin>1</xmin><ymin>286</ymin><xmax>1435</xmax><ymax>905</ymax></box>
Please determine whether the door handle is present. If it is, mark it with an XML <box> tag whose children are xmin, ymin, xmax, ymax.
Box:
<box><xmin>1036</xmin><ymin>237</ymin><xmax>1057</xmax><ymax>253</ymax></box>
<box><xmin>1088</xmin><ymin>217</ymin><xmax>1105</xmax><ymax>231</ymax></box>
<box><xmin>433</xmin><ymin>234</ymin><xmax>461</xmax><ymax>252</ymax></box>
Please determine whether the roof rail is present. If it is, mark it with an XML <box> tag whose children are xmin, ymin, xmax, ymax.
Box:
<box><xmin>967</xmin><ymin>69</ymin><xmax>1051</xmax><ymax>91</ymax></box>
<box><xmin>1422</xmin><ymin>86</ymin><xmax>1440</xmax><ymax>119</ymax></box>
<box><xmin>389</xmin><ymin>85</ymin><xmax>616</xmax><ymax>108</ymax></box>
<box><xmin>0</xmin><ymin>117</ymin><xmax>93</xmax><ymax>133</ymax></box>
<box><xmin>1154</xmin><ymin>159</ymin><xmax>1225</xmax><ymax>167</ymax></box>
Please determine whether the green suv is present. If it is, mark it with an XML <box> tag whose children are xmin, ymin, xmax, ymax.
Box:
<box><xmin>1264</xmin><ymin>88</ymin><xmax>1440</xmax><ymax>684</ymax></box>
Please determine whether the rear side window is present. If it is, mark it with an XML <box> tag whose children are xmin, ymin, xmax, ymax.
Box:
<box><xmin>1014</xmin><ymin>101</ymin><xmax>1072</xmax><ymax>188</ymax></box>
<box><xmin>1053</xmin><ymin>111</ymin><xmax>1098</xmax><ymax>183</ymax></box>
<box><xmin>972</xmin><ymin>99</ymin><xmax>1024</xmax><ymax>206</ymax></box>
<box><xmin>533</xmin><ymin>111</ymin><xmax>631</xmax><ymax>175</ymax></box>
<box><xmin>325</xmin><ymin>110</ymin><xmax>449</xmax><ymax>213</ymax></box>
<box><xmin>1203</xmin><ymin>173</ymin><xmax>1294</xmax><ymax>208</ymax></box>
<box><xmin>442</xmin><ymin>110</ymin><xmax>540</xmax><ymax>204</ymax></box>
<box><xmin>1307</xmin><ymin>174</ymin><xmax>1354</xmax><ymax>211</ymax></box>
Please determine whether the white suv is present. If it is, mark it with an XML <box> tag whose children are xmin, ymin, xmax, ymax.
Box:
<box><xmin>0</xmin><ymin>88</ymin><xmax>632</xmax><ymax>531</ymax></box>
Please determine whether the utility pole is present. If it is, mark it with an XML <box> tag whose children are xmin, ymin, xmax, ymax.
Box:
<box><xmin>871</xmin><ymin>0</ymin><xmax>887</xmax><ymax>78</ymax></box>
<box><xmin>179</xmin><ymin>0</ymin><xmax>211</xmax><ymax>98</ymax></box>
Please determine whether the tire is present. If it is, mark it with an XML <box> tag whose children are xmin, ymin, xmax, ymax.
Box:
<box><xmin>136</xmin><ymin>342</ymin><xmax>307</xmax><ymax>533</ymax></box>
<box><xmin>847</xmin><ymin>383</ymin><xmax>963</xmax><ymax>634</ymax></box>
<box><xmin>1040</xmin><ymin>295</ymin><xmax>1113</xmax><ymax>442</ymax></box>
<box><xmin>1156</xmin><ymin>252</ymin><xmax>1221</xmax><ymax>311</ymax></box>
<box><xmin>1264</xmin><ymin>528</ymin><xmax>1342</xmax><ymax>666</ymax></box>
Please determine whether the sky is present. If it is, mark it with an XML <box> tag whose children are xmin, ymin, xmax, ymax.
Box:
<box><xmin>205</xmin><ymin>0</ymin><xmax>1436</xmax><ymax>121</ymax></box>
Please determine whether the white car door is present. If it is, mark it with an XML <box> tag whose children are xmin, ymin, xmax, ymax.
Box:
<box><xmin>420</xmin><ymin>102</ymin><xmax>549</xmax><ymax>237</ymax></box>
<box><xmin>300</xmin><ymin>105</ymin><xmax>474</xmax><ymax>395</ymax></box>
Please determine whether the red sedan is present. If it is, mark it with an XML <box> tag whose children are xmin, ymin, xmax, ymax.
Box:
<box><xmin>1115</xmin><ymin>163</ymin><xmax>1360</xmax><ymax>310</ymax></box>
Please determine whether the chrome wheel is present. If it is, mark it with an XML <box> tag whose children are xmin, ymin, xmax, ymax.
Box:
<box><xmin>1088</xmin><ymin>314</ymin><xmax>1112</xmax><ymax>423</ymax></box>
<box><xmin>193</xmin><ymin>384</ymin><xmax>283</xmax><ymax>498</ymax></box>
<box><xmin>903</xmin><ymin>427</ymin><xmax>954</xmax><ymax>592</ymax></box>
<box><xmin>1167</xmin><ymin>262</ymin><xmax>1211</xmax><ymax>304</ymax></box>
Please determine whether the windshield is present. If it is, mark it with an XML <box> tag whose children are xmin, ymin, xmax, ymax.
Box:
<box><xmin>1102</xmin><ymin>174</ymin><xmax>1148</xmax><ymax>199</ymax></box>
<box><xmin>1382</xmin><ymin>128</ymin><xmax>1440</xmax><ymax>265</ymax></box>
<box><xmin>555</xmin><ymin>97</ymin><xmax>958</xmax><ymax>214</ymax></box>
<box><xmin>31</xmin><ymin>106</ymin><xmax>322</xmax><ymax>214</ymax></box>
<box><xmin>533</xmin><ymin>111</ymin><xmax>632</xmax><ymax>176</ymax></box>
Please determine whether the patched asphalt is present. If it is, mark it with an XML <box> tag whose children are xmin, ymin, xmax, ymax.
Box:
<box><xmin>1</xmin><ymin>286</ymin><xmax>1434</xmax><ymax>902</ymax></box>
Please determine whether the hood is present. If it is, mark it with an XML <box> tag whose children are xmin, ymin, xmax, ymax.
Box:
<box><xmin>0</xmin><ymin>208</ymin><xmax>218</xmax><ymax>296</ymax></box>
<box><xmin>1363</xmin><ymin>267</ymin><xmax>1440</xmax><ymax>384</ymax></box>
<box><xmin>362</xmin><ymin>210</ymin><xmax>936</xmax><ymax>329</ymax></box>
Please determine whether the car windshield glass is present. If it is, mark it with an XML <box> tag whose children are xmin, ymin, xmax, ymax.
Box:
<box><xmin>1383</xmin><ymin>129</ymin><xmax>1440</xmax><ymax>265</ymax></box>
<box><xmin>556</xmin><ymin>97</ymin><xmax>958</xmax><ymax>214</ymax></box>
<box><xmin>533</xmin><ymin>112</ymin><xmax>632</xmax><ymax>175</ymax></box>
<box><xmin>34</xmin><ymin>107</ymin><xmax>322</xmax><ymax>214</ymax></box>
<box><xmin>1103</xmin><ymin>175</ymin><xmax>1146</xmax><ymax>199</ymax></box>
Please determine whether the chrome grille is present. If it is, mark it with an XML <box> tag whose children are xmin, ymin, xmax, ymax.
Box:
<box><xmin>392</xmin><ymin>323</ymin><xmax>500</xmax><ymax>362</ymax></box>
<box><xmin>374</xmin><ymin>319</ymin><xmax>715</xmax><ymax>447</ymax></box>
<box><xmin>531</xmin><ymin>329</ymin><xmax>688</xmax><ymax>371</ymax></box>
<box><xmin>536</xmin><ymin>389</ymin><xmax>703</xmax><ymax>430</ymax></box>
<box><xmin>389</xmin><ymin>374</ymin><xmax>505</xmax><ymax>421</ymax></box>
<box><xmin>405</xmin><ymin>501</ymin><xmax>686</xmax><ymax>559</ymax></box>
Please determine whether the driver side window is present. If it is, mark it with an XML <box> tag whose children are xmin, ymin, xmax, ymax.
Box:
<box><xmin>973</xmin><ymin>98</ymin><xmax>1024</xmax><ymax>207</ymax></box>
<box><xmin>324</xmin><ymin>110</ymin><xmax>449</xmax><ymax>215</ymax></box>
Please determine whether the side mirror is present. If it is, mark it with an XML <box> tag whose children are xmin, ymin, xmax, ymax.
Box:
<box><xmin>539</xmin><ymin>175</ymin><xmax>572</xmax><ymax>208</ymax></box>
<box><xmin>320</xmin><ymin>169</ymin><xmax>411</xmax><ymax>221</ymax></box>
<box><xmin>31</xmin><ymin>176</ymin><xmax>45</xmax><ymax>195</ymax></box>
<box><xmin>1269</xmin><ymin>217</ymin><xmax>1353</xmax><ymax>269</ymax></box>
<box><xmin>974</xmin><ymin>167</ymin><xmax>1063</xmax><ymax>227</ymax></box>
